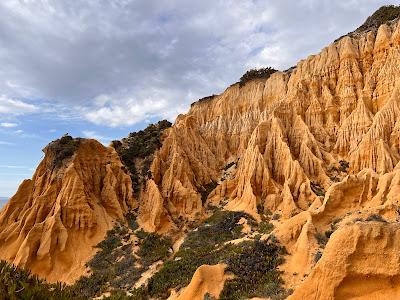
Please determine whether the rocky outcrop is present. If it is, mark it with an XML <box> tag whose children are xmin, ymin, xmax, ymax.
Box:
<box><xmin>0</xmin><ymin>138</ymin><xmax>135</xmax><ymax>283</ymax></box>
<box><xmin>138</xmin><ymin>18</ymin><xmax>400</xmax><ymax>232</ymax></box>
<box><xmin>132</xmin><ymin>13</ymin><xmax>400</xmax><ymax>298</ymax></box>
<box><xmin>289</xmin><ymin>222</ymin><xmax>400</xmax><ymax>300</ymax></box>
<box><xmin>169</xmin><ymin>264</ymin><xmax>229</xmax><ymax>300</ymax></box>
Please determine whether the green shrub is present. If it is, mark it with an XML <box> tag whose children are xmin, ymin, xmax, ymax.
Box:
<box><xmin>137</xmin><ymin>232</ymin><xmax>172</xmax><ymax>266</ymax></box>
<box><xmin>272</xmin><ymin>213</ymin><xmax>281</xmax><ymax>220</ymax></box>
<box><xmin>190</xmin><ymin>95</ymin><xmax>217</xmax><ymax>107</ymax></box>
<box><xmin>310</xmin><ymin>182</ymin><xmax>325</xmax><ymax>197</ymax></box>
<box><xmin>147</xmin><ymin>211</ymin><xmax>252</xmax><ymax>298</ymax></box>
<box><xmin>146</xmin><ymin>211</ymin><xmax>288</xmax><ymax>299</ymax></box>
<box><xmin>356</xmin><ymin>5</ymin><xmax>400</xmax><ymax>33</ymax></box>
<box><xmin>200</xmin><ymin>181</ymin><xmax>218</xmax><ymax>203</ymax></box>
<box><xmin>70</xmin><ymin>222</ymin><xmax>142</xmax><ymax>297</ymax></box>
<box><xmin>314</xmin><ymin>250</ymin><xmax>323</xmax><ymax>263</ymax></box>
<box><xmin>126</xmin><ymin>211</ymin><xmax>139</xmax><ymax>230</ymax></box>
<box><xmin>239</xmin><ymin>67</ymin><xmax>277</xmax><ymax>87</ymax></box>
<box><xmin>112</xmin><ymin>120</ymin><xmax>172</xmax><ymax>196</ymax></box>
<box><xmin>339</xmin><ymin>160</ymin><xmax>349</xmax><ymax>173</ymax></box>
<box><xmin>47</xmin><ymin>134</ymin><xmax>81</xmax><ymax>169</ymax></box>
<box><xmin>0</xmin><ymin>260</ymin><xmax>74</xmax><ymax>300</ymax></box>
<box><xmin>315</xmin><ymin>232</ymin><xmax>328</xmax><ymax>248</ymax></box>
<box><xmin>365</xmin><ymin>214</ymin><xmax>387</xmax><ymax>223</ymax></box>
<box><xmin>219</xmin><ymin>240</ymin><xmax>287</xmax><ymax>300</ymax></box>
<box><xmin>258</xmin><ymin>221</ymin><xmax>274</xmax><ymax>234</ymax></box>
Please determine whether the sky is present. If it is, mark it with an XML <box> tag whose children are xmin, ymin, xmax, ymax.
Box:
<box><xmin>0</xmin><ymin>0</ymin><xmax>397</xmax><ymax>197</ymax></box>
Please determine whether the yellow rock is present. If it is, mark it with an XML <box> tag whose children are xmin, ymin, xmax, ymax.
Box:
<box><xmin>0</xmin><ymin>139</ymin><xmax>136</xmax><ymax>283</ymax></box>
<box><xmin>169</xmin><ymin>264</ymin><xmax>229</xmax><ymax>300</ymax></box>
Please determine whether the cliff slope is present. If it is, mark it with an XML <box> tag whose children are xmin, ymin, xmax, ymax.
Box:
<box><xmin>0</xmin><ymin>136</ymin><xmax>136</xmax><ymax>283</ymax></box>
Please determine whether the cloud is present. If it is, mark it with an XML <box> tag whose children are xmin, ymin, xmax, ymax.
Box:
<box><xmin>0</xmin><ymin>122</ymin><xmax>18</xmax><ymax>128</ymax></box>
<box><xmin>82</xmin><ymin>130</ymin><xmax>112</xmax><ymax>145</ymax></box>
<box><xmin>0</xmin><ymin>141</ymin><xmax>14</xmax><ymax>145</ymax></box>
<box><xmin>0</xmin><ymin>0</ymin><xmax>394</xmax><ymax>126</ymax></box>
<box><xmin>0</xmin><ymin>165</ymin><xmax>29</xmax><ymax>169</ymax></box>
<box><xmin>0</xmin><ymin>95</ymin><xmax>37</xmax><ymax>115</ymax></box>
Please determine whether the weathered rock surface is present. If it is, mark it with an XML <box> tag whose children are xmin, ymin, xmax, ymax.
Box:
<box><xmin>135</xmin><ymin>15</ymin><xmax>400</xmax><ymax>298</ymax></box>
<box><xmin>289</xmin><ymin>222</ymin><xmax>400</xmax><ymax>300</ymax></box>
<box><xmin>138</xmin><ymin>17</ymin><xmax>400</xmax><ymax>230</ymax></box>
<box><xmin>169</xmin><ymin>264</ymin><xmax>228</xmax><ymax>300</ymax></box>
<box><xmin>0</xmin><ymin>138</ymin><xmax>136</xmax><ymax>283</ymax></box>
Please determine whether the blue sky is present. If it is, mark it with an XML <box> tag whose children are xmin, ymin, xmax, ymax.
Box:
<box><xmin>0</xmin><ymin>0</ymin><xmax>396</xmax><ymax>197</ymax></box>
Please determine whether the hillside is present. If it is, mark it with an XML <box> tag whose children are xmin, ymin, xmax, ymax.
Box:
<box><xmin>2</xmin><ymin>5</ymin><xmax>400</xmax><ymax>300</ymax></box>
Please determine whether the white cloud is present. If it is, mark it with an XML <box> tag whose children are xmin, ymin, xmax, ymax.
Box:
<box><xmin>0</xmin><ymin>141</ymin><xmax>14</xmax><ymax>145</ymax></box>
<box><xmin>0</xmin><ymin>95</ymin><xmax>37</xmax><ymax>115</ymax></box>
<box><xmin>0</xmin><ymin>122</ymin><xmax>18</xmax><ymax>128</ymax></box>
<box><xmin>0</xmin><ymin>165</ymin><xmax>30</xmax><ymax>169</ymax></box>
<box><xmin>0</xmin><ymin>1</ymin><xmax>394</xmax><ymax>127</ymax></box>
<box><xmin>83</xmin><ymin>96</ymin><xmax>176</xmax><ymax>127</ymax></box>
<box><xmin>82</xmin><ymin>130</ymin><xmax>112</xmax><ymax>145</ymax></box>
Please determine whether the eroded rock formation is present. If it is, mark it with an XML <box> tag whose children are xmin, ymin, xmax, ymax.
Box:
<box><xmin>134</xmin><ymin>12</ymin><xmax>400</xmax><ymax>299</ymax></box>
<box><xmin>2</xmin><ymin>5</ymin><xmax>400</xmax><ymax>299</ymax></box>
<box><xmin>0</xmin><ymin>137</ymin><xmax>136</xmax><ymax>283</ymax></box>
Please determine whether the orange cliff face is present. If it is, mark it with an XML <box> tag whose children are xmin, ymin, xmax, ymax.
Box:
<box><xmin>0</xmin><ymin>137</ymin><xmax>136</xmax><ymax>283</ymax></box>
<box><xmin>135</xmin><ymin>17</ymin><xmax>400</xmax><ymax>299</ymax></box>
<box><xmin>138</xmin><ymin>18</ymin><xmax>400</xmax><ymax>231</ymax></box>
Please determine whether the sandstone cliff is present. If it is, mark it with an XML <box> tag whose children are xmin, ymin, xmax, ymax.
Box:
<box><xmin>134</xmin><ymin>8</ymin><xmax>400</xmax><ymax>299</ymax></box>
<box><xmin>2</xmin><ymin>5</ymin><xmax>400</xmax><ymax>299</ymax></box>
<box><xmin>0</xmin><ymin>137</ymin><xmax>136</xmax><ymax>283</ymax></box>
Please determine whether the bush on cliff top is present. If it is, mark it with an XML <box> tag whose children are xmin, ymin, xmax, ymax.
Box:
<box><xmin>47</xmin><ymin>134</ymin><xmax>81</xmax><ymax>169</ymax></box>
<box><xmin>239</xmin><ymin>67</ymin><xmax>277</xmax><ymax>87</ymax></box>
<box><xmin>356</xmin><ymin>5</ymin><xmax>400</xmax><ymax>33</ymax></box>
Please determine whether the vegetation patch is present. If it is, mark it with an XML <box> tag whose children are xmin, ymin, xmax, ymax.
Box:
<box><xmin>112</xmin><ymin>120</ymin><xmax>172</xmax><ymax>196</ymax></box>
<box><xmin>191</xmin><ymin>94</ymin><xmax>217</xmax><ymax>107</ymax></box>
<box><xmin>314</xmin><ymin>250</ymin><xmax>323</xmax><ymax>263</ymax></box>
<box><xmin>365</xmin><ymin>214</ymin><xmax>387</xmax><ymax>223</ymax></box>
<box><xmin>338</xmin><ymin>160</ymin><xmax>349</xmax><ymax>173</ymax></box>
<box><xmin>239</xmin><ymin>67</ymin><xmax>277</xmax><ymax>87</ymax></box>
<box><xmin>315</xmin><ymin>232</ymin><xmax>328</xmax><ymax>248</ymax></box>
<box><xmin>0</xmin><ymin>260</ymin><xmax>72</xmax><ymax>299</ymax></box>
<box><xmin>258</xmin><ymin>221</ymin><xmax>274</xmax><ymax>234</ymax></box>
<box><xmin>145</xmin><ymin>211</ymin><xmax>251</xmax><ymax>298</ymax></box>
<box><xmin>324</xmin><ymin>219</ymin><xmax>340</xmax><ymax>239</ymax></box>
<box><xmin>131</xmin><ymin>210</ymin><xmax>289</xmax><ymax>300</ymax></box>
<box><xmin>356</xmin><ymin>5</ymin><xmax>400</xmax><ymax>33</ymax></box>
<box><xmin>200</xmin><ymin>181</ymin><xmax>218</xmax><ymax>203</ymax></box>
<box><xmin>70</xmin><ymin>223</ymin><xmax>138</xmax><ymax>297</ymax></box>
<box><xmin>335</xmin><ymin>5</ymin><xmax>400</xmax><ymax>42</ymax></box>
<box><xmin>272</xmin><ymin>213</ymin><xmax>281</xmax><ymax>220</ymax></box>
<box><xmin>69</xmin><ymin>220</ymin><xmax>172</xmax><ymax>299</ymax></box>
<box><xmin>220</xmin><ymin>240</ymin><xmax>288</xmax><ymax>300</ymax></box>
<box><xmin>136</xmin><ymin>230</ymin><xmax>172</xmax><ymax>267</ymax></box>
<box><xmin>47</xmin><ymin>134</ymin><xmax>81</xmax><ymax>169</ymax></box>
<box><xmin>223</xmin><ymin>161</ymin><xmax>236</xmax><ymax>171</ymax></box>
<box><xmin>310</xmin><ymin>182</ymin><xmax>325</xmax><ymax>197</ymax></box>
